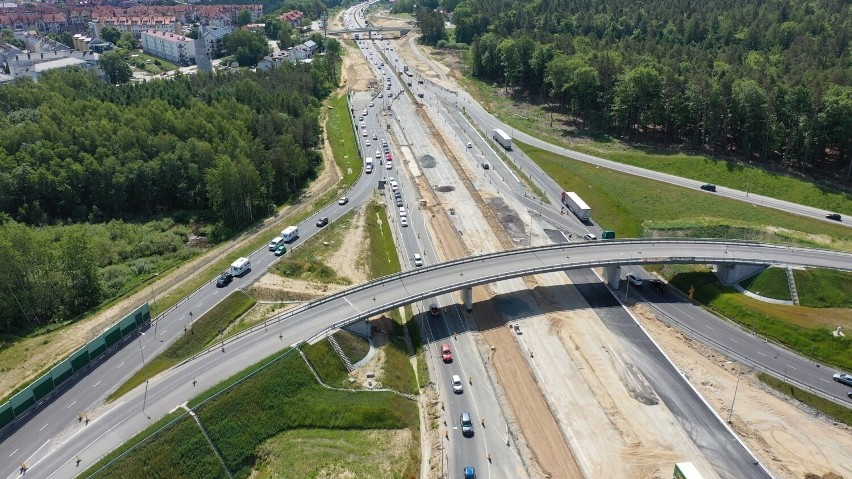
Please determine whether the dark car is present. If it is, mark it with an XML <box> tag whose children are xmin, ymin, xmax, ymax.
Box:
<box><xmin>826</xmin><ymin>213</ymin><xmax>842</xmax><ymax>221</ymax></box>
<box><xmin>700</xmin><ymin>183</ymin><xmax>717</xmax><ymax>192</ymax></box>
<box><xmin>649</xmin><ymin>279</ymin><xmax>668</xmax><ymax>292</ymax></box>
<box><xmin>316</xmin><ymin>217</ymin><xmax>329</xmax><ymax>227</ymax></box>
<box><xmin>216</xmin><ymin>272</ymin><xmax>233</xmax><ymax>288</ymax></box>
<box><xmin>396</xmin><ymin>198</ymin><xmax>403</xmax><ymax>207</ymax></box>
<box><xmin>417</xmin><ymin>92</ymin><xmax>424</xmax><ymax>98</ymax></box>
<box><xmin>833</xmin><ymin>373</ymin><xmax>852</xmax><ymax>387</ymax></box>
<box><xmin>481</xmin><ymin>162</ymin><xmax>490</xmax><ymax>170</ymax></box>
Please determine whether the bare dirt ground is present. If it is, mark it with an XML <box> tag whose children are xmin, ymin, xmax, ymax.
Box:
<box><xmin>393</xmin><ymin>24</ymin><xmax>852</xmax><ymax>479</ymax></box>
<box><xmin>633</xmin><ymin>304</ymin><xmax>852</xmax><ymax>479</ymax></box>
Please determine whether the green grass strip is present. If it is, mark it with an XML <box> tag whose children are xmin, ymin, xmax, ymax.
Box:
<box><xmin>738</xmin><ymin>267</ymin><xmax>792</xmax><ymax>301</ymax></box>
<box><xmin>757</xmin><ymin>373</ymin><xmax>852</xmax><ymax>427</ymax></box>
<box><xmin>108</xmin><ymin>291</ymin><xmax>256</xmax><ymax>401</ymax></box>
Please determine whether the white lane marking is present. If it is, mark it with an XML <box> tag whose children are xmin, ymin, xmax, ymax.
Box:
<box><xmin>729</xmin><ymin>338</ymin><xmax>738</xmax><ymax>343</ymax></box>
<box><xmin>9</xmin><ymin>448</ymin><xmax>18</xmax><ymax>457</ymax></box>
<box><xmin>117</xmin><ymin>362</ymin><xmax>125</xmax><ymax>369</ymax></box>
<box><xmin>786</xmin><ymin>365</ymin><xmax>797</xmax><ymax>370</ymax></box>
<box><xmin>756</xmin><ymin>351</ymin><xmax>766</xmax><ymax>357</ymax></box>
<box><xmin>66</xmin><ymin>401</ymin><xmax>76</xmax><ymax>409</ymax></box>
<box><xmin>92</xmin><ymin>381</ymin><xmax>101</xmax><ymax>388</ymax></box>
<box><xmin>39</xmin><ymin>423</ymin><xmax>48</xmax><ymax>432</ymax></box>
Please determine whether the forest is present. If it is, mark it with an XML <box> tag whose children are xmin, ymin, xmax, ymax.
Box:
<box><xmin>0</xmin><ymin>55</ymin><xmax>340</xmax><ymax>334</ymax></box>
<box><xmin>453</xmin><ymin>0</ymin><xmax>851</xmax><ymax>180</ymax></box>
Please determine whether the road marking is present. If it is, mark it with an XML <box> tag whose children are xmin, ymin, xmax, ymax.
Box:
<box><xmin>756</xmin><ymin>351</ymin><xmax>766</xmax><ymax>356</ymax></box>
<box><xmin>786</xmin><ymin>365</ymin><xmax>797</xmax><ymax>370</ymax></box>
<box><xmin>93</xmin><ymin>381</ymin><xmax>101</xmax><ymax>388</ymax></box>
<box><xmin>820</xmin><ymin>378</ymin><xmax>830</xmax><ymax>383</ymax></box>
<box><xmin>9</xmin><ymin>448</ymin><xmax>18</xmax><ymax>457</ymax></box>
<box><xmin>117</xmin><ymin>361</ymin><xmax>125</xmax><ymax>369</ymax></box>
<box><xmin>66</xmin><ymin>401</ymin><xmax>76</xmax><ymax>409</ymax></box>
<box><xmin>729</xmin><ymin>338</ymin><xmax>738</xmax><ymax>343</ymax></box>
<box><xmin>704</xmin><ymin>324</ymin><xmax>713</xmax><ymax>330</ymax></box>
<box><xmin>39</xmin><ymin>423</ymin><xmax>48</xmax><ymax>432</ymax></box>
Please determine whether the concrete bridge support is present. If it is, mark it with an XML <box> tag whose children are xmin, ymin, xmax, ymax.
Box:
<box><xmin>462</xmin><ymin>287</ymin><xmax>473</xmax><ymax>312</ymax></box>
<box><xmin>605</xmin><ymin>265</ymin><xmax>621</xmax><ymax>288</ymax></box>
<box><xmin>714</xmin><ymin>263</ymin><xmax>768</xmax><ymax>286</ymax></box>
<box><xmin>343</xmin><ymin>319</ymin><xmax>371</xmax><ymax>338</ymax></box>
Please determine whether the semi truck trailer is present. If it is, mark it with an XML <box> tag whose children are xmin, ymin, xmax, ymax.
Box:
<box><xmin>561</xmin><ymin>191</ymin><xmax>591</xmax><ymax>221</ymax></box>
<box><xmin>492</xmin><ymin>128</ymin><xmax>512</xmax><ymax>150</ymax></box>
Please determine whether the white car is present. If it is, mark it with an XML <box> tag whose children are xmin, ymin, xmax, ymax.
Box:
<box><xmin>466</xmin><ymin>142</ymin><xmax>473</xmax><ymax>148</ymax></box>
<box><xmin>369</xmin><ymin>102</ymin><xmax>374</xmax><ymax>107</ymax></box>
<box><xmin>626</xmin><ymin>273</ymin><xmax>643</xmax><ymax>286</ymax></box>
<box><xmin>452</xmin><ymin>375</ymin><xmax>463</xmax><ymax>393</ymax></box>
<box><xmin>365</xmin><ymin>140</ymin><xmax>371</xmax><ymax>147</ymax></box>
<box><xmin>583</xmin><ymin>233</ymin><xmax>597</xmax><ymax>241</ymax></box>
<box><xmin>338</xmin><ymin>196</ymin><xmax>348</xmax><ymax>205</ymax></box>
<box><xmin>400</xmin><ymin>216</ymin><xmax>408</xmax><ymax>227</ymax></box>
<box><xmin>413</xmin><ymin>253</ymin><xmax>422</xmax><ymax>266</ymax></box>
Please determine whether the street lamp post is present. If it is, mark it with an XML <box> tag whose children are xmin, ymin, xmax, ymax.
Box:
<box><xmin>138</xmin><ymin>332</ymin><xmax>150</xmax><ymax>418</ymax></box>
<box><xmin>727</xmin><ymin>369</ymin><xmax>742</xmax><ymax>424</ymax></box>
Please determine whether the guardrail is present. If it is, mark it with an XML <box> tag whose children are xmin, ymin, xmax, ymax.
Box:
<box><xmin>177</xmin><ymin>239</ymin><xmax>852</xmax><ymax>367</ymax></box>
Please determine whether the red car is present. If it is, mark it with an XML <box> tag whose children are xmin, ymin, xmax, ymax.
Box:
<box><xmin>385</xmin><ymin>152</ymin><xmax>393</xmax><ymax>161</ymax></box>
<box><xmin>441</xmin><ymin>343</ymin><xmax>452</xmax><ymax>362</ymax></box>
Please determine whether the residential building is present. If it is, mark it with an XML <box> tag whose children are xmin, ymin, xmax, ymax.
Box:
<box><xmin>257</xmin><ymin>50</ymin><xmax>290</xmax><ymax>71</ymax></box>
<box><xmin>141</xmin><ymin>29</ymin><xmax>196</xmax><ymax>64</ymax></box>
<box><xmin>278</xmin><ymin>10</ymin><xmax>303</xmax><ymax>28</ymax></box>
<box><xmin>200</xmin><ymin>26</ymin><xmax>232</xmax><ymax>59</ymax></box>
<box><xmin>6</xmin><ymin>50</ymin><xmax>101</xmax><ymax>81</ymax></box>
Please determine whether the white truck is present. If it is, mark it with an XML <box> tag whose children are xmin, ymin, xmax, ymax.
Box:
<box><xmin>230</xmin><ymin>257</ymin><xmax>251</xmax><ymax>277</ymax></box>
<box><xmin>365</xmin><ymin>157</ymin><xmax>373</xmax><ymax>173</ymax></box>
<box><xmin>492</xmin><ymin>128</ymin><xmax>512</xmax><ymax>150</ymax></box>
<box><xmin>280</xmin><ymin>226</ymin><xmax>299</xmax><ymax>242</ymax></box>
<box><xmin>561</xmin><ymin>191</ymin><xmax>591</xmax><ymax>221</ymax></box>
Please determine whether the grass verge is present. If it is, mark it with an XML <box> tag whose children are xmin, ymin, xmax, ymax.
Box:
<box><xmin>668</xmin><ymin>271</ymin><xmax>852</xmax><ymax>371</ymax></box>
<box><xmin>365</xmin><ymin>200</ymin><xmax>401</xmax><ymax>278</ymax></box>
<box><xmin>793</xmin><ymin>269</ymin><xmax>852</xmax><ymax>309</ymax></box>
<box><xmin>517</xmin><ymin>140</ymin><xmax>852</xmax><ymax>251</ymax></box>
<box><xmin>757</xmin><ymin>373</ymin><xmax>852</xmax><ymax>427</ymax></box>
<box><xmin>273</xmin><ymin>210</ymin><xmax>356</xmax><ymax>284</ymax></box>
<box><xmin>302</xmin><ymin>338</ymin><xmax>353</xmax><ymax>388</ymax></box>
<box><xmin>107</xmin><ymin>291</ymin><xmax>256</xmax><ymax>401</ymax></box>
<box><xmin>84</xmin><ymin>341</ymin><xmax>419</xmax><ymax>479</ymax></box>
<box><xmin>458</xmin><ymin>76</ymin><xmax>852</xmax><ymax>215</ymax></box>
<box><xmin>738</xmin><ymin>267</ymin><xmax>792</xmax><ymax>301</ymax></box>
<box><xmin>332</xmin><ymin>330</ymin><xmax>371</xmax><ymax>364</ymax></box>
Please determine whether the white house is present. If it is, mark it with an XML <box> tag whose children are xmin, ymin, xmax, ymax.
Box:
<box><xmin>141</xmin><ymin>29</ymin><xmax>196</xmax><ymax>64</ymax></box>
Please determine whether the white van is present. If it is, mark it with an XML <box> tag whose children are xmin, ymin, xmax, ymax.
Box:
<box><xmin>268</xmin><ymin>236</ymin><xmax>285</xmax><ymax>251</ymax></box>
<box><xmin>230</xmin><ymin>257</ymin><xmax>250</xmax><ymax>277</ymax></box>
<box><xmin>281</xmin><ymin>226</ymin><xmax>299</xmax><ymax>242</ymax></box>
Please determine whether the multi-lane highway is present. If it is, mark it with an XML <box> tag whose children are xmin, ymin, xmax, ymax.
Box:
<box><xmin>3</xmin><ymin>3</ymin><xmax>852</xmax><ymax>478</ymax></box>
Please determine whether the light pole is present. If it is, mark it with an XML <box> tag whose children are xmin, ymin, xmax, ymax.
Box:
<box><xmin>727</xmin><ymin>369</ymin><xmax>742</xmax><ymax>424</ymax></box>
<box><xmin>138</xmin><ymin>332</ymin><xmax>150</xmax><ymax>418</ymax></box>
<box><xmin>624</xmin><ymin>268</ymin><xmax>631</xmax><ymax>301</ymax></box>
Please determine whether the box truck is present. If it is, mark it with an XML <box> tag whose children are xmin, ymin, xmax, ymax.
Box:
<box><xmin>561</xmin><ymin>191</ymin><xmax>591</xmax><ymax>221</ymax></box>
<box><xmin>492</xmin><ymin>128</ymin><xmax>512</xmax><ymax>150</ymax></box>
<box><xmin>280</xmin><ymin>226</ymin><xmax>299</xmax><ymax>242</ymax></box>
<box><xmin>365</xmin><ymin>157</ymin><xmax>373</xmax><ymax>173</ymax></box>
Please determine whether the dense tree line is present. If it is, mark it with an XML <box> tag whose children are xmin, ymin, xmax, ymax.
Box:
<box><xmin>0</xmin><ymin>55</ymin><xmax>340</xmax><ymax>332</ymax></box>
<box><xmin>455</xmin><ymin>0</ymin><xmax>851</xmax><ymax>180</ymax></box>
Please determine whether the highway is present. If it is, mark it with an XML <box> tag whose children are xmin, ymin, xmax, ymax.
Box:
<box><xmin>3</xmin><ymin>4</ymin><xmax>851</xmax><ymax>478</ymax></box>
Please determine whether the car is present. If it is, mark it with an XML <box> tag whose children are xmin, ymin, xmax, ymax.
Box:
<box><xmin>417</xmin><ymin>92</ymin><xmax>424</xmax><ymax>98</ymax></box>
<box><xmin>429</xmin><ymin>303</ymin><xmax>440</xmax><ymax>316</ymax></box>
<box><xmin>649</xmin><ymin>279</ymin><xmax>668</xmax><ymax>292</ymax></box>
<box><xmin>826</xmin><ymin>213</ymin><xmax>842</xmax><ymax>221</ymax></box>
<box><xmin>375</xmin><ymin>150</ymin><xmax>381</xmax><ymax>158</ymax></box>
<box><xmin>382</xmin><ymin>139</ymin><xmax>388</xmax><ymax>146</ymax></box>
<box><xmin>400</xmin><ymin>216</ymin><xmax>408</xmax><ymax>227</ymax></box>
<box><xmin>408</xmin><ymin>81</ymin><xmax>412</xmax><ymax>86</ymax></box>
<box><xmin>373</xmin><ymin>133</ymin><xmax>378</xmax><ymax>140</ymax></box>
<box><xmin>467</xmin><ymin>142</ymin><xmax>473</xmax><ymax>148</ymax></box>
<box><xmin>583</xmin><ymin>233</ymin><xmax>597</xmax><ymax>241</ymax></box>
<box><xmin>394</xmin><ymin>190</ymin><xmax>401</xmax><ymax>199</ymax></box>
<box><xmin>365</xmin><ymin>140</ymin><xmax>371</xmax><ymax>147</ymax></box>
<box><xmin>369</xmin><ymin>101</ymin><xmax>374</xmax><ymax>107</ymax></box>
<box><xmin>274</xmin><ymin>244</ymin><xmax>287</xmax><ymax>256</ymax></box>
<box><xmin>216</xmin><ymin>272</ymin><xmax>233</xmax><ymax>287</ymax></box>
<box><xmin>833</xmin><ymin>373</ymin><xmax>852</xmax><ymax>387</ymax></box>
<box><xmin>315</xmin><ymin>217</ymin><xmax>329</xmax><ymax>227</ymax></box>
<box><xmin>338</xmin><ymin>196</ymin><xmax>348</xmax><ymax>205</ymax></box>
<box><xmin>626</xmin><ymin>273</ymin><xmax>643</xmax><ymax>286</ymax></box>
<box><xmin>460</xmin><ymin>412</ymin><xmax>474</xmax><ymax>436</ymax></box>
<box><xmin>362</xmin><ymin>130</ymin><xmax>367</xmax><ymax>137</ymax></box>
<box><xmin>700</xmin><ymin>183</ymin><xmax>717</xmax><ymax>192</ymax></box>
<box><xmin>396</xmin><ymin>198</ymin><xmax>403</xmax><ymax>207</ymax></box>
<box><xmin>418</xmin><ymin>79</ymin><xmax>424</xmax><ymax>84</ymax></box>
<box><xmin>441</xmin><ymin>343</ymin><xmax>452</xmax><ymax>362</ymax></box>
<box><xmin>452</xmin><ymin>374</ymin><xmax>463</xmax><ymax>393</ymax></box>
<box><xmin>481</xmin><ymin>162</ymin><xmax>490</xmax><ymax>170</ymax></box>
<box><xmin>387</xmin><ymin>176</ymin><xmax>395</xmax><ymax>183</ymax></box>
<box><xmin>463</xmin><ymin>466</ymin><xmax>476</xmax><ymax>479</ymax></box>
<box><xmin>413</xmin><ymin>253</ymin><xmax>423</xmax><ymax>266</ymax></box>
<box><xmin>378</xmin><ymin>93</ymin><xmax>383</xmax><ymax>98</ymax></box>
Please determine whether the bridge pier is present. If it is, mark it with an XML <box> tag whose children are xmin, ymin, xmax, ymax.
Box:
<box><xmin>605</xmin><ymin>266</ymin><xmax>621</xmax><ymax>288</ymax></box>
<box><xmin>343</xmin><ymin>319</ymin><xmax>371</xmax><ymax>338</ymax></box>
<box><xmin>714</xmin><ymin>263</ymin><xmax>768</xmax><ymax>286</ymax></box>
<box><xmin>462</xmin><ymin>287</ymin><xmax>473</xmax><ymax>312</ymax></box>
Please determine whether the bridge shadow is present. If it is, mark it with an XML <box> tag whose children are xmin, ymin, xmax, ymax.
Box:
<box><xmin>419</xmin><ymin>278</ymin><xmax>687</xmax><ymax>343</ymax></box>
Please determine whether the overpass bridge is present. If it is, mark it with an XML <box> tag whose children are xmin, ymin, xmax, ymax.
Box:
<box><xmin>215</xmin><ymin>239</ymin><xmax>852</xmax><ymax>341</ymax></box>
